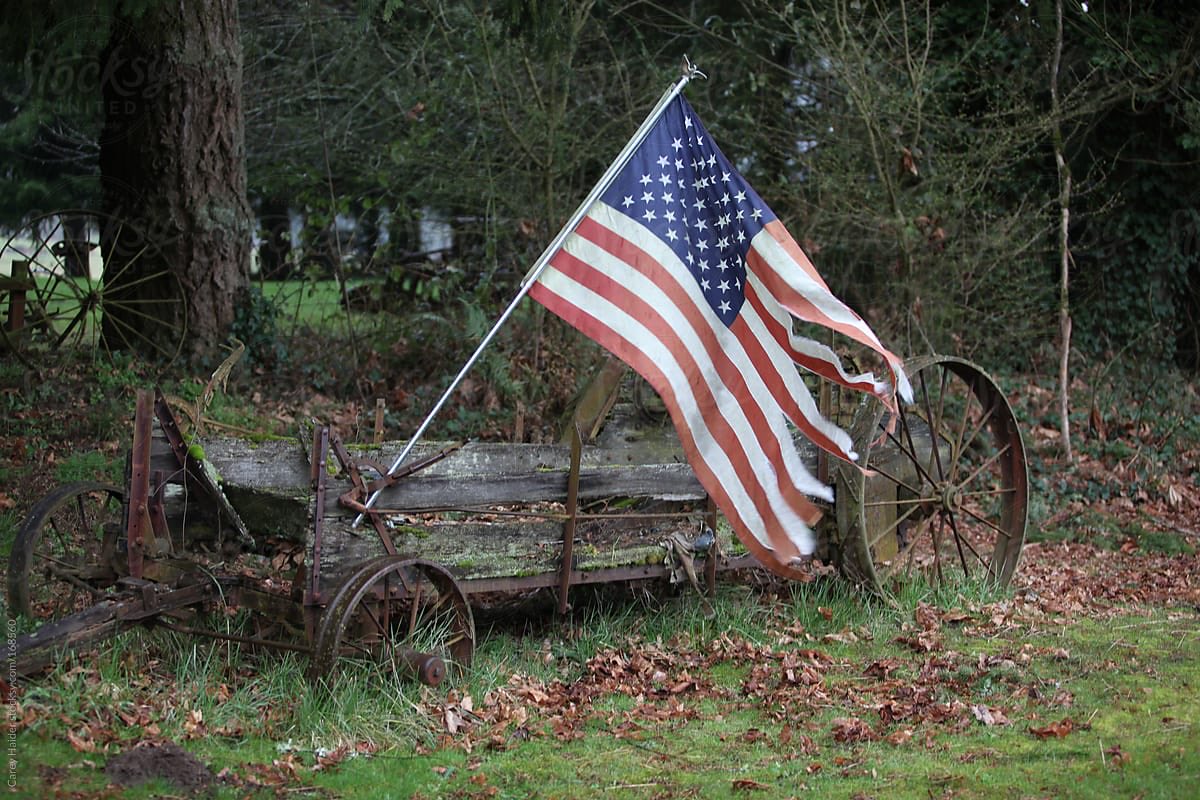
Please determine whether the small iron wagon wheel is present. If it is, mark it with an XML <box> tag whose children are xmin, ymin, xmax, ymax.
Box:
<box><xmin>0</xmin><ymin>210</ymin><xmax>186</xmax><ymax>364</ymax></box>
<box><xmin>7</xmin><ymin>482</ymin><xmax>125</xmax><ymax>622</ymax></box>
<box><xmin>310</xmin><ymin>556</ymin><xmax>475</xmax><ymax>686</ymax></box>
<box><xmin>834</xmin><ymin>356</ymin><xmax>1028</xmax><ymax>593</ymax></box>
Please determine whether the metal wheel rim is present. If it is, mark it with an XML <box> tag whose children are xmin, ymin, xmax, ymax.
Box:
<box><xmin>6</xmin><ymin>481</ymin><xmax>125</xmax><ymax>621</ymax></box>
<box><xmin>0</xmin><ymin>210</ymin><xmax>187</xmax><ymax>365</ymax></box>
<box><xmin>835</xmin><ymin>356</ymin><xmax>1028</xmax><ymax>593</ymax></box>
<box><xmin>310</xmin><ymin>556</ymin><xmax>475</xmax><ymax>683</ymax></box>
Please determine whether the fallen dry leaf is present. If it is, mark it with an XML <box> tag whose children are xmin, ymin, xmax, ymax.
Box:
<box><xmin>732</xmin><ymin>778</ymin><xmax>769</xmax><ymax>791</ymax></box>
<box><xmin>1104</xmin><ymin>744</ymin><xmax>1129</xmax><ymax>767</ymax></box>
<box><xmin>831</xmin><ymin>717</ymin><xmax>877</xmax><ymax>743</ymax></box>
<box><xmin>971</xmin><ymin>705</ymin><xmax>1010</xmax><ymax>727</ymax></box>
<box><xmin>65</xmin><ymin>729</ymin><xmax>96</xmax><ymax>753</ymax></box>
<box><xmin>1029</xmin><ymin>718</ymin><xmax>1075</xmax><ymax>739</ymax></box>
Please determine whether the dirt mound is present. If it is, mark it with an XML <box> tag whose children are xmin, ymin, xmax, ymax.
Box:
<box><xmin>104</xmin><ymin>740</ymin><xmax>214</xmax><ymax>792</ymax></box>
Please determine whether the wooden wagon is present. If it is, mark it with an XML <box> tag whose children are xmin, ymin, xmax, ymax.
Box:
<box><xmin>7</xmin><ymin>354</ymin><xmax>1027</xmax><ymax>684</ymax></box>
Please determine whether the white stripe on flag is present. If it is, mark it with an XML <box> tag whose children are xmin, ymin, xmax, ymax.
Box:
<box><xmin>572</xmin><ymin>204</ymin><xmax>833</xmax><ymax>504</ymax></box>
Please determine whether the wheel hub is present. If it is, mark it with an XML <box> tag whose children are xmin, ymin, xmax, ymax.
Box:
<box><xmin>938</xmin><ymin>482</ymin><xmax>962</xmax><ymax>512</ymax></box>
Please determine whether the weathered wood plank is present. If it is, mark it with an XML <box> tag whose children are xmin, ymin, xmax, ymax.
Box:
<box><xmin>147</xmin><ymin>400</ymin><xmax>835</xmax><ymax>595</ymax></box>
<box><xmin>154</xmin><ymin>410</ymin><xmax>824</xmax><ymax>514</ymax></box>
<box><xmin>312</xmin><ymin>512</ymin><xmax>709</xmax><ymax>589</ymax></box>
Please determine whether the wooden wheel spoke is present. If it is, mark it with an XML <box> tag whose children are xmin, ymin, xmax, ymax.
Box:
<box><xmin>107</xmin><ymin>295</ymin><xmax>184</xmax><ymax>309</ymax></box>
<box><xmin>949</xmin><ymin>400</ymin><xmax>998</xmax><ymax>486</ymax></box>
<box><xmin>883</xmin><ymin>412</ymin><xmax>939</xmax><ymax>489</ymax></box>
<box><xmin>959</xmin><ymin>487</ymin><xmax>1016</xmax><ymax>499</ymax></box>
<box><xmin>868</xmin><ymin>444</ymin><xmax>927</xmax><ymax>496</ymax></box>
<box><xmin>958</xmin><ymin>505</ymin><xmax>1015</xmax><ymax>541</ymax></box>
<box><xmin>45</xmin><ymin>566</ymin><xmax>98</xmax><ymax>596</ymax></box>
<box><xmin>72</xmin><ymin>494</ymin><xmax>90</xmax><ymax>532</ymax></box>
<box><xmin>53</xmin><ymin>305</ymin><xmax>92</xmax><ymax>349</ymax></box>
<box><xmin>878</xmin><ymin>514</ymin><xmax>936</xmax><ymax>583</ymax></box>
<box><xmin>407</xmin><ymin>578</ymin><xmax>424</xmax><ymax>634</ymax></box>
<box><xmin>46</xmin><ymin>518</ymin><xmax>74</xmax><ymax>558</ymax></box>
<box><xmin>943</xmin><ymin>511</ymin><xmax>995</xmax><ymax>576</ymax></box>
<box><xmin>941</xmin><ymin>510</ymin><xmax>974</xmax><ymax>577</ymax></box>
<box><xmin>99</xmin><ymin>310</ymin><xmax>176</xmax><ymax>356</ymax></box>
<box><xmin>930</xmin><ymin>516</ymin><xmax>949</xmax><ymax>582</ymax></box>
<box><xmin>866</xmin><ymin>501</ymin><xmax>924</xmax><ymax>551</ymax></box>
<box><xmin>24</xmin><ymin>252</ymin><xmax>57</xmax><ymax>280</ymax></box>
<box><xmin>37</xmin><ymin>220</ymin><xmax>66</xmax><ymax>267</ymax></box>
<box><xmin>918</xmin><ymin>370</ymin><xmax>947</xmax><ymax>482</ymax></box>
<box><xmin>953</xmin><ymin>442</ymin><xmax>1011</xmax><ymax>494</ymax></box>
<box><xmin>102</xmin><ymin>303</ymin><xmax>171</xmax><ymax>330</ymax></box>
<box><xmin>31</xmin><ymin>549</ymin><xmax>81</xmax><ymax>571</ymax></box>
<box><xmin>345</xmin><ymin>639</ymin><xmax>373</xmax><ymax>658</ymax></box>
<box><xmin>864</xmin><ymin>496</ymin><xmax>932</xmax><ymax>507</ymax></box>
<box><xmin>102</xmin><ymin>265</ymin><xmax>170</xmax><ymax>295</ymax></box>
<box><xmin>103</xmin><ymin>247</ymin><xmax>148</xmax><ymax>286</ymax></box>
<box><xmin>933</xmin><ymin>367</ymin><xmax>950</xmax><ymax>443</ymax></box>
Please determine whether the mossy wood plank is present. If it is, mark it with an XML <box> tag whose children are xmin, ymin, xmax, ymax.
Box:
<box><xmin>311</xmin><ymin>514</ymin><xmax>697</xmax><ymax>589</ymax></box>
<box><xmin>154</xmin><ymin>430</ymin><xmax>824</xmax><ymax>513</ymax></box>
<box><xmin>147</xmin><ymin>403</ymin><xmax>839</xmax><ymax>591</ymax></box>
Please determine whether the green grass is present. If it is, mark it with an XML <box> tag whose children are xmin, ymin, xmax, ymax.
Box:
<box><xmin>4</xmin><ymin>310</ymin><xmax>1198</xmax><ymax>798</ymax></box>
<box><xmin>11</xmin><ymin>582</ymin><xmax>1199</xmax><ymax>798</ymax></box>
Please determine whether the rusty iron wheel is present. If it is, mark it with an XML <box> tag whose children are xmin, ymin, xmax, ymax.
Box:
<box><xmin>7</xmin><ymin>481</ymin><xmax>125</xmax><ymax>622</ymax></box>
<box><xmin>834</xmin><ymin>356</ymin><xmax>1028</xmax><ymax>594</ymax></box>
<box><xmin>0</xmin><ymin>210</ymin><xmax>186</xmax><ymax>366</ymax></box>
<box><xmin>309</xmin><ymin>556</ymin><xmax>475</xmax><ymax>686</ymax></box>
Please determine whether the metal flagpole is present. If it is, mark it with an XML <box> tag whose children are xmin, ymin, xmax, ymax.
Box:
<box><xmin>355</xmin><ymin>59</ymin><xmax>706</xmax><ymax>525</ymax></box>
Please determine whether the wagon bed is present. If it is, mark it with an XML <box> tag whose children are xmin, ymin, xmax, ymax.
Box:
<box><xmin>8</xmin><ymin>355</ymin><xmax>1027</xmax><ymax>684</ymax></box>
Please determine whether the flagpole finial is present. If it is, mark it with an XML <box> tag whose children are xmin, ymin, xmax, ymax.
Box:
<box><xmin>682</xmin><ymin>55</ymin><xmax>707</xmax><ymax>82</ymax></box>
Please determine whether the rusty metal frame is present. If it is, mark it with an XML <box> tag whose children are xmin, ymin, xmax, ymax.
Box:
<box><xmin>329</xmin><ymin>432</ymin><xmax>397</xmax><ymax>557</ymax></box>
<box><xmin>460</xmin><ymin>553</ymin><xmax>762</xmax><ymax>596</ymax></box>
<box><xmin>152</xmin><ymin>388</ymin><xmax>251</xmax><ymax>547</ymax></box>
<box><xmin>154</xmin><ymin>389</ymin><xmax>191</xmax><ymax>470</ymax></box>
<box><xmin>334</xmin><ymin>442</ymin><xmax>463</xmax><ymax>515</ymax></box>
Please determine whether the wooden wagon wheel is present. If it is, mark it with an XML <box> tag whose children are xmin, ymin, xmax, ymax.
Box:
<box><xmin>309</xmin><ymin>556</ymin><xmax>475</xmax><ymax>686</ymax></box>
<box><xmin>834</xmin><ymin>356</ymin><xmax>1028</xmax><ymax>594</ymax></box>
<box><xmin>6</xmin><ymin>482</ymin><xmax>125</xmax><ymax>622</ymax></box>
<box><xmin>0</xmin><ymin>210</ymin><xmax>186</xmax><ymax>365</ymax></box>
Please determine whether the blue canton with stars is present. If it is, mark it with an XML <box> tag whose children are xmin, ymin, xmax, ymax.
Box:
<box><xmin>600</xmin><ymin>95</ymin><xmax>778</xmax><ymax>326</ymax></box>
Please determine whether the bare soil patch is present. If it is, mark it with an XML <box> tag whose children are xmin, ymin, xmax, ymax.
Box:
<box><xmin>104</xmin><ymin>740</ymin><xmax>215</xmax><ymax>792</ymax></box>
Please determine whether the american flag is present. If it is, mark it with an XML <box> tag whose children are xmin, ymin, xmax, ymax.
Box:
<box><xmin>530</xmin><ymin>94</ymin><xmax>911</xmax><ymax>574</ymax></box>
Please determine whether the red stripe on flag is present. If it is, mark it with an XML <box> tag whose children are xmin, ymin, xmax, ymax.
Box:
<box><xmin>528</xmin><ymin>276</ymin><xmax>809</xmax><ymax>573</ymax></box>
<box><xmin>548</xmin><ymin>228</ymin><xmax>821</xmax><ymax>540</ymax></box>
<box><xmin>574</xmin><ymin>217</ymin><xmax>825</xmax><ymax>516</ymax></box>
<box><xmin>729</xmin><ymin>310</ymin><xmax>850</xmax><ymax>460</ymax></box>
<box><xmin>750</xmin><ymin>222</ymin><xmax>911</xmax><ymax>404</ymax></box>
<box><xmin>744</xmin><ymin>285</ymin><xmax>878</xmax><ymax>395</ymax></box>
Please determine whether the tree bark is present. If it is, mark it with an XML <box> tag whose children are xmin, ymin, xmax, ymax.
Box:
<box><xmin>1050</xmin><ymin>0</ymin><xmax>1073</xmax><ymax>461</ymax></box>
<box><xmin>98</xmin><ymin>0</ymin><xmax>251</xmax><ymax>363</ymax></box>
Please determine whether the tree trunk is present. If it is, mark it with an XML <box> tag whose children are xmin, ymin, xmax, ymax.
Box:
<box><xmin>98</xmin><ymin>0</ymin><xmax>251</xmax><ymax>363</ymax></box>
<box><xmin>1050</xmin><ymin>0</ymin><xmax>1073</xmax><ymax>461</ymax></box>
